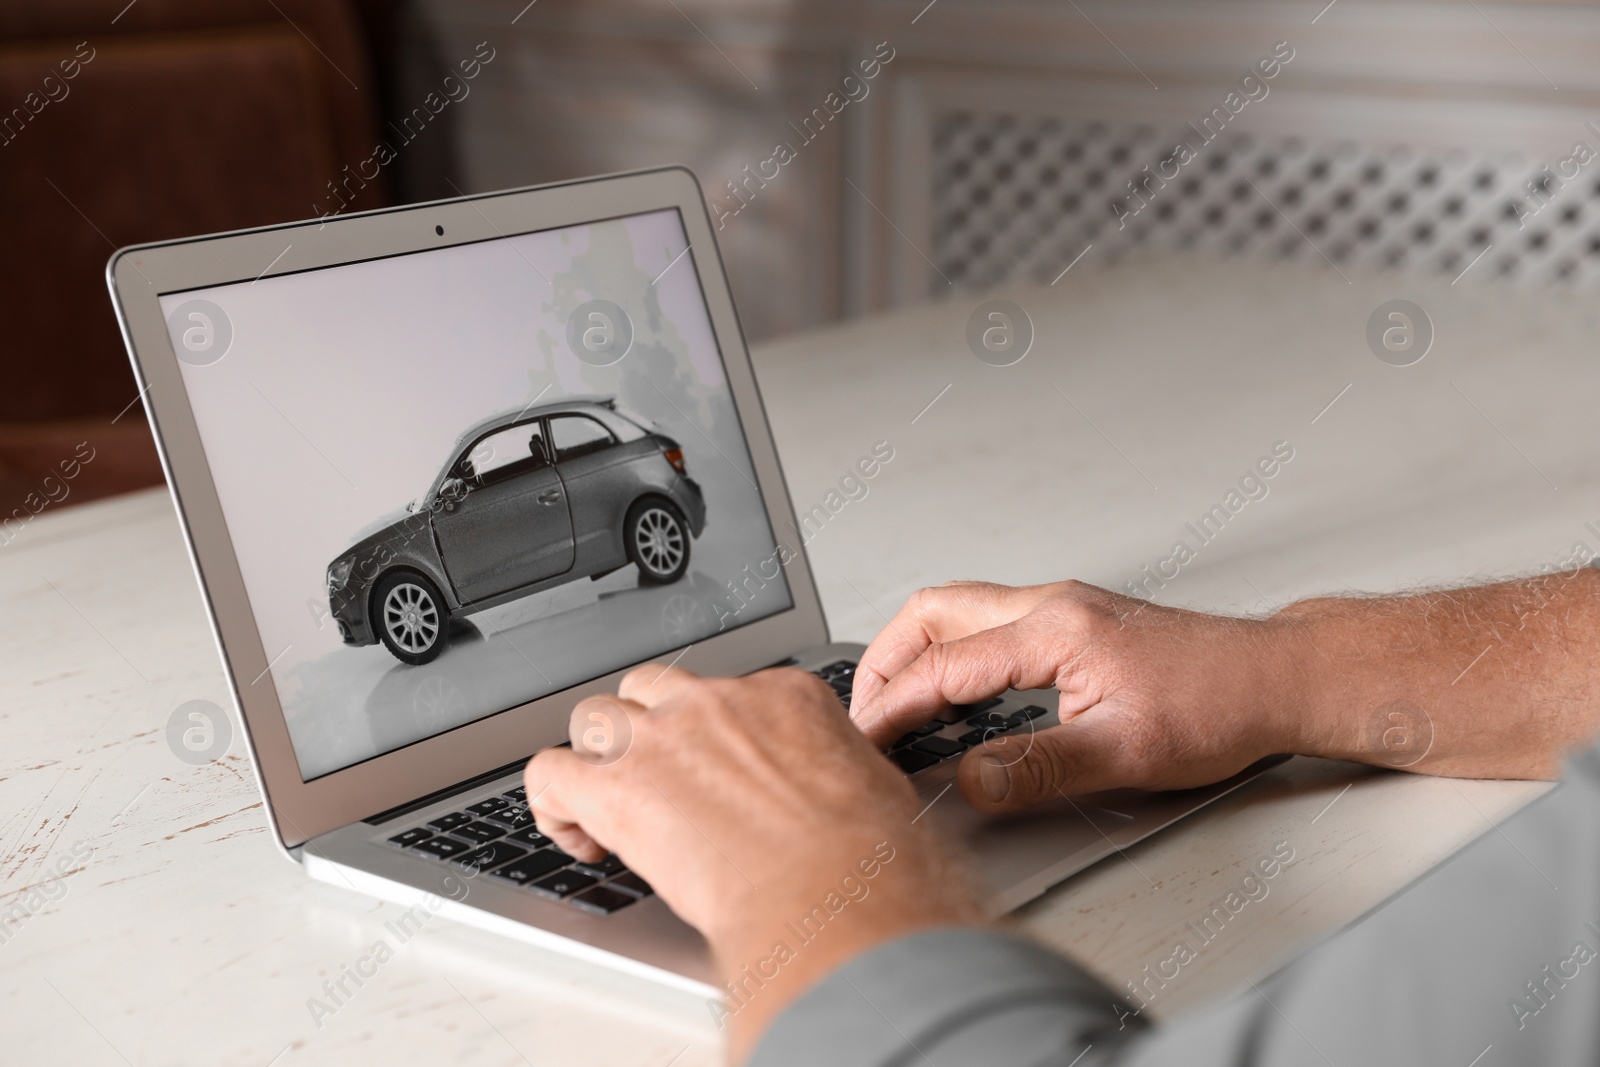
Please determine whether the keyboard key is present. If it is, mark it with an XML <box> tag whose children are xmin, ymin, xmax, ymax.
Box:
<box><xmin>506</xmin><ymin>826</ymin><xmax>553</xmax><ymax>848</ymax></box>
<box><xmin>572</xmin><ymin>854</ymin><xmax>626</xmax><ymax>878</ymax></box>
<box><xmin>965</xmin><ymin>711</ymin><xmax>1008</xmax><ymax>729</ymax></box>
<box><xmin>1009</xmin><ymin>705</ymin><xmax>1048</xmax><ymax>724</ymax></box>
<box><xmin>483</xmin><ymin>805</ymin><xmax>533</xmax><ymax>829</ymax></box>
<box><xmin>426</xmin><ymin>811</ymin><xmax>473</xmax><ymax>832</ymax></box>
<box><xmin>386</xmin><ymin>827</ymin><xmax>432</xmax><ymax>849</ymax></box>
<box><xmin>891</xmin><ymin>748</ymin><xmax>940</xmax><ymax>774</ymax></box>
<box><xmin>955</xmin><ymin>697</ymin><xmax>1004</xmax><ymax>714</ymax></box>
<box><xmin>531</xmin><ymin>870</ymin><xmax>598</xmax><ymax>898</ymax></box>
<box><xmin>572</xmin><ymin>886</ymin><xmax>638</xmax><ymax>915</ymax></box>
<box><xmin>816</xmin><ymin>660</ymin><xmax>855</xmax><ymax>680</ymax></box>
<box><xmin>454</xmin><ymin>841</ymin><xmax>528</xmax><ymax>873</ymax></box>
<box><xmin>490</xmin><ymin>849</ymin><xmax>574</xmax><ymax>885</ymax></box>
<box><xmin>412</xmin><ymin>835</ymin><xmax>472</xmax><ymax>860</ymax></box>
<box><xmin>912</xmin><ymin>736</ymin><xmax>966</xmax><ymax>760</ymax></box>
<box><xmin>959</xmin><ymin>727</ymin><xmax>1004</xmax><ymax>747</ymax></box>
<box><xmin>467</xmin><ymin>797</ymin><xmax>509</xmax><ymax>816</ymax></box>
<box><xmin>502</xmin><ymin>786</ymin><xmax>527</xmax><ymax>802</ymax></box>
<box><xmin>911</xmin><ymin>722</ymin><xmax>945</xmax><ymax>737</ymax></box>
<box><xmin>608</xmin><ymin>872</ymin><xmax>654</xmax><ymax>897</ymax></box>
<box><xmin>887</xmin><ymin>733</ymin><xmax>918</xmax><ymax>752</ymax></box>
<box><xmin>448</xmin><ymin>821</ymin><xmax>506</xmax><ymax>845</ymax></box>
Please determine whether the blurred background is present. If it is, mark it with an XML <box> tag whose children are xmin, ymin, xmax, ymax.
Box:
<box><xmin>3</xmin><ymin>0</ymin><xmax>1595</xmax><ymax>508</ymax></box>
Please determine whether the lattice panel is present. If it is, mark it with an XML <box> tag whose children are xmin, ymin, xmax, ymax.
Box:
<box><xmin>931</xmin><ymin>113</ymin><xmax>1600</xmax><ymax>293</ymax></box>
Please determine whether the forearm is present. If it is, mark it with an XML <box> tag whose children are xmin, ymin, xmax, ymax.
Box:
<box><xmin>1269</xmin><ymin>567</ymin><xmax>1600</xmax><ymax>778</ymax></box>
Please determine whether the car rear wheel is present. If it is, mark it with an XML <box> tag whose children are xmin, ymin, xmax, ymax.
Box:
<box><xmin>374</xmin><ymin>571</ymin><xmax>448</xmax><ymax>665</ymax></box>
<box><xmin>626</xmin><ymin>499</ymin><xmax>690</xmax><ymax>585</ymax></box>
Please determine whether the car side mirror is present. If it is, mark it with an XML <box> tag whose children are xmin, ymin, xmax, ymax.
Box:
<box><xmin>438</xmin><ymin>477</ymin><xmax>469</xmax><ymax>510</ymax></box>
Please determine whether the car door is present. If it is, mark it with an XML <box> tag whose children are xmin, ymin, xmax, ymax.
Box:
<box><xmin>430</xmin><ymin>422</ymin><xmax>576</xmax><ymax>602</ymax></box>
<box><xmin>547</xmin><ymin>414</ymin><xmax>629</xmax><ymax>558</ymax></box>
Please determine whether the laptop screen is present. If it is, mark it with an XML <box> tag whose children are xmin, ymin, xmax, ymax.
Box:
<box><xmin>159</xmin><ymin>207</ymin><xmax>794</xmax><ymax>781</ymax></box>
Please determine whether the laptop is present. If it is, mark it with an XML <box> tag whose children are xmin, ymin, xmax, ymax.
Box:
<box><xmin>107</xmin><ymin>166</ymin><xmax>1276</xmax><ymax>997</ymax></box>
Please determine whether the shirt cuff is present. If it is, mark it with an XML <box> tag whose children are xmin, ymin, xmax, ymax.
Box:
<box><xmin>747</xmin><ymin>925</ymin><xmax>1142</xmax><ymax>1067</ymax></box>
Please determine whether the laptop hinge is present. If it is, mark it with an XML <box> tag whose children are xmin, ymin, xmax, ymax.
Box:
<box><xmin>362</xmin><ymin>756</ymin><xmax>530</xmax><ymax>825</ymax></box>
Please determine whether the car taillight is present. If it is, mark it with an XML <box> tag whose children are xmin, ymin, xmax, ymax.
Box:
<box><xmin>664</xmin><ymin>447</ymin><xmax>686</xmax><ymax>474</ymax></box>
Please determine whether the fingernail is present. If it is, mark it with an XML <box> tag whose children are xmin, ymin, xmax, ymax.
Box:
<box><xmin>975</xmin><ymin>754</ymin><xmax>1010</xmax><ymax>804</ymax></box>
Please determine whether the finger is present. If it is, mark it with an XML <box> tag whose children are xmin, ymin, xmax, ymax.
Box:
<box><xmin>523</xmin><ymin>747</ymin><xmax>607</xmax><ymax>861</ymax></box>
<box><xmin>617</xmin><ymin>662</ymin><xmax>705</xmax><ymax>708</ymax></box>
<box><xmin>955</xmin><ymin>707</ymin><xmax>1145</xmax><ymax>813</ymax></box>
<box><xmin>853</xmin><ymin>618</ymin><xmax>1064</xmax><ymax>746</ymax></box>
<box><xmin>851</xmin><ymin>582</ymin><xmax>1050</xmax><ymax>713</ymax></box>
<box><xmin>569</xmin><ymin>695</ymin><xmax>645</xmax><ymax>762</ymax></box>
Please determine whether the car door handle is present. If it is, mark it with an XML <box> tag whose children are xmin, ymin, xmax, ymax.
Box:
<box><xmin>536</xmin><ymin>490</ymin><xmax>562</xmax><ymax>505</ymax></box>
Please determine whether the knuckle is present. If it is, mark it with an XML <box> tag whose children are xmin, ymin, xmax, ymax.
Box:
<box><xmin>909</xmin><ymin>584</ymin><xmax>941</xmax><ymax>603</ymax></box>
<box><xmin>771</xmin><ymin>665</ymin><xmax>819</xmax><ymax>691</ymax></box>
<box><xmin>1039</xmin><ymin>593</ymin><xmax>1116</xmax><ymax>651</ymax></box>
<box><xmin>906</xmin><ymin>584</ymin><xmax>947</xmax><ymax>618</ymax></box>
<box><xmin>917</xmin><ymin>639</ymin><xmax>958</xmax><ymax>691</ymax></box>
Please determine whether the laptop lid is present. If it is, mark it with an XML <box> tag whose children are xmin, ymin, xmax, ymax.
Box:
<box><xmin>107</xmin><ymin>167</ymin><xmax>828</xmax><ymax>850</ymax></box>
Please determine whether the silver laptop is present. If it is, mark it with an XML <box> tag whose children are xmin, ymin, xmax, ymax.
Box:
<box><xmin>107</xmin><ymin>166</ymin><xmax>1275</xmax><ymax>997</ymax></box>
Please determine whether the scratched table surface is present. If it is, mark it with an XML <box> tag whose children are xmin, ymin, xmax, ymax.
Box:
<box><xmin>3</xmin><ymin>251</ymin><xmax>1590</xmax><ymax>1065</ymax></box>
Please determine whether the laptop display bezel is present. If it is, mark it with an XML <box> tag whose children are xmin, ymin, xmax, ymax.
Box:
<box><xmin>107</xmin><ymin>167</ymin><xmax>830</xmax><ymax>850</ymax></box>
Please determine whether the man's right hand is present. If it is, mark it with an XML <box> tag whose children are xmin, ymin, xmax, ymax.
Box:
<box><xmin>850</xmin><ymin>580</ymin><xmax>1301</xmax><ymax>812</ymax></box>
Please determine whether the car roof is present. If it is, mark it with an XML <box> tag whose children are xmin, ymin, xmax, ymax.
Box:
<box><xmin>449</xmin><ymin>395</ymin><xmax>622</xmax><ymax>451</ymax></box>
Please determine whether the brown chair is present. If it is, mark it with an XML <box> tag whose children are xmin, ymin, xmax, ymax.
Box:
<box><xmin>0</xmin><ymin>0</ymin><xmax>389</xmax><ymax>511</ymax></box>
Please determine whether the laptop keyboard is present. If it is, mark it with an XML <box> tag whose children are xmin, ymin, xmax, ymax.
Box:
<box><xmin>384</xmin><ymin>781</ymin><xmax>653</xmax><ymax>915</ymax></box>
<box><xmin>384</xmin><ymin>658</ymin><xmax>1045</xmax><ymax>915</ymax></box>
<box><xmin>813</xmin><ymin>659</ymin><xmax>1047</xmax><ymax>776</ymax></box>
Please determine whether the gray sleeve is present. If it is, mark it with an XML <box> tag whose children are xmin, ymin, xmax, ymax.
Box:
<box><xmin>746</xmin><ymin>925</ymin><xmax>1145</xmax><ymax>1067</ymax></box>
<box><xmin>750</xmin><ymin>743</ymin><xmax>1600</xmax><ymax>1067</ymax></box>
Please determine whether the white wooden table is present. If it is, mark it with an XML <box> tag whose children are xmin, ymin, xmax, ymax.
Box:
<box><xmin>3</xmin><ymin>251</ymin><xmax>1583</xmax><ymax>1065</ymax></box>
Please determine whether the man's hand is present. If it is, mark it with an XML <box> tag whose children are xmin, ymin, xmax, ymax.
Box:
<box><xmin>850</xmin><ymin>580</ymin><xmax>1297</xmax><ymax>812</ymax></box>
<box><xmin>853</xmin><ymin>572</ymin><xmax>1600</xmax><ymax>803</ymax></box>
<box><xmin>524</xmin><ymin>665</ymin><xmax>979</xmax><ymax>1062</ymax></box>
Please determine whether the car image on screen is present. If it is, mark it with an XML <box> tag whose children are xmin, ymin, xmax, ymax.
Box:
<box><xmin>325</xmin><ymin>396</ymin><xmax>707</xmax><ymax>665</ymax></box>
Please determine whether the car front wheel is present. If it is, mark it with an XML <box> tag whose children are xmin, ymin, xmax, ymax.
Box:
<box><xmin>626</xmin><ymin>500</ymin><xmax>690</xmax><ymax>585</ymax></box>
<box><xmin>373</xmin><ymin>571</ymin><xmax>448</xmax><ymax>665</ymax></box>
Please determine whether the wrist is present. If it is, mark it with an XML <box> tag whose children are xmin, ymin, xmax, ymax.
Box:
<box><xmin>1260</xmin><ymin>598</ymin><xmax>1366</xmax><ymax>761</ymax></box>
<box><xmin>1203</xmin><ymin>612</ymin><xmax>1315</xmax><ymax>762</ymax></box>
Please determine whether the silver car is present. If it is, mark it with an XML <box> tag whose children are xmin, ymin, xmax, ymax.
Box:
<box><xmin>327</xmin><ymin>396</ymin><xmax>707</xmax><ymax>665</ymax></box>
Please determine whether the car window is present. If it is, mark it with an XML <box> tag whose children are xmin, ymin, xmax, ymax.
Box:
<box><xmin>609</xmin><ymin>404</ymin><xmax>653</xmax><ymax>441</ymax></box>
<box><xmin>549</xmin><ymin>415</ymin><xmax>617</xmax><ymax>463</ymax></box>
<box><xmin>458</xmin><ymin>424</ymin><xmax>549</xmax><ymax>485</ymax></box>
